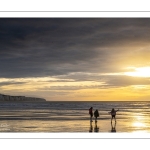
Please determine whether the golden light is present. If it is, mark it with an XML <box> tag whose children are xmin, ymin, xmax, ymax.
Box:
<box><xmin>125</xmin><ymin>67</ymin><xmax>150</xmax><ymax>77</ymax></box>
<box><xmin>132</xmin><ymin>115</ymin><xmax>147</xmax><ymax>128</ymax></box>
<box><xmin>132</xmin><ymin>122</ymin><xmax>146</xmax><ymax>127</ymax></box>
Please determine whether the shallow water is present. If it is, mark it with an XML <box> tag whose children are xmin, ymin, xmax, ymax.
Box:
<box><xmin>0</xmin><ymin>101</ymin><xmax>150</xmax><ymax>132</ymax></box>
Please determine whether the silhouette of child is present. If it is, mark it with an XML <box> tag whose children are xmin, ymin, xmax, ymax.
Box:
<box><xmin>89</xmin><ymin>107</ymin><xmax>93</xmax><ymax>122</ymax></box>
<box><xmin>109</xmin><ymin>108</ymin><xmax>119</xmax><ymax>122</ymax></box>
<box><xmin>94</xmin><ymin>109</ymin><xmax>99</xmax><ymax>122</ymax></box>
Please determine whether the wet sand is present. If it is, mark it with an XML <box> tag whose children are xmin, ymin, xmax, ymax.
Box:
<box><xmin>0</xmin><ymin>101</ymin><xmax>150</xmax><ymax>133</ymax></box>
<box><xmin>0</xmin><ymin>117</ymin><xmax>150</xmax><ymax>133</ymax></box>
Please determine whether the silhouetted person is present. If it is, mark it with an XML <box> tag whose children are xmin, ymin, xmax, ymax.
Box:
<box><xmin>89</xmin><ymin>107</ymin><xmax>93</xmax><ymax>122</ymax></box>
<box><xmin>108</xmin><ymin>108</ymin><xmax>119</xmax><ymax>122</ymax></box>
<box><xmin>94</xmin><ymin>121</ymin><xmax>99</xmax><ymax>132</ymax></box>
<box><xmin>94</xmin><ymin>109</ymin><xmax>99</xmax><ymax>123</ymax></box>
<box><xmin>89</xmin><ymin>121</ymin><xmax>93</xmax><ymax>132</ymax></box>
<box><xmin>111</xmin><ymin>121</ymin><xmax>116</xmax><ymax>132</ymax></box>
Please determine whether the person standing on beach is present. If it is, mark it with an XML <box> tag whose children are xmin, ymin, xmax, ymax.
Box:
<box><xmin>108</xmin><ymin>108</ymin><xmax>119</xmax><ymax>122</ymax></box>
<box><xmin>94</xmin><ymin>109</ymin><xmax>99</xmax><ymax>122</ymax></box>
<box><xmin>89</xmin><ymin>107</ymin><xmax>93</xmax><ymax>122</ymax></box>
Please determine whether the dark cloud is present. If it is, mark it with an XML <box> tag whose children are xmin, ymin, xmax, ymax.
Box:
<box><xmin>0</xmin><ymin>81</ymin><xmax>26</xmax><ymax>86</ymax></box>
<box><xmin>0</xmin><ymin>18</ymin><xmax>150</xmax><ymax>78</ymax></box>
<box><xmin>50</xmin><ymin>74</ymin><xmax>150</xmax><ymax>90</ymax></box>
<box><xmin>103</xmin><ymin>75</ymin><xmax>150</xmax><ymax>88</ymax></box>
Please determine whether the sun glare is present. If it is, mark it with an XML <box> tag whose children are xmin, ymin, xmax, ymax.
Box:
<box><xmin>132</xmin><ymin>122</ymin><xmax>146</xmax><ymax>127</ymax></box>
<box><xmin>125</xmin><ymin>67</ymin><xmax>150</xmax><ymax>77</ymax></box>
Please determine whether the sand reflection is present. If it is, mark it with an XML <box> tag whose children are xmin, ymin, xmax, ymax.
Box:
<box><xmin>89</xmin><ymin>122</ymin><xmax>93</xmax><ymax>132</ymax></box>
<box><xmin>89</xmin><ymin>121</ymin><xmax>99</xmax><ymax>132</ymax></box>
<box><xmin>132</xmin><ymin>122</ymin><xmax>146</xmax><ymax>128</ymax></box>
<box><xmin>131</xmin><ymin>114</ymin><xmax>148</xmax><ymax>132</ymax></box>
<box><xmin>111</xmin><ymin>121</ymin><xmax>116</xmax><ymax>132</ymax></box>
<box><xmin>94</xmin><ymin>121</ymin><xmax>99</xmax><ymax>132</ymax></box>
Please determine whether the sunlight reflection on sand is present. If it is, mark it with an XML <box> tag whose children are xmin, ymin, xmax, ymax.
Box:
<box><xmin>0</xmin><ymin>118</ymin><xmax>150</xmax><ymax>133</ymax></box>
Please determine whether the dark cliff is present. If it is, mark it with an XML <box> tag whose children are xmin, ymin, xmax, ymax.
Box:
<box><xmin>0</xmin><ymin>94</ymin><xmax>46</xmax><ymax>102</ymax></box>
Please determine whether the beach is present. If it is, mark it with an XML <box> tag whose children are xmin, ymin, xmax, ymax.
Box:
<box><xmin>0</xmin><ymin>118</ymin><xmax>149</xmax><ymax>133</ymax></box>
<box><xmin>0</xmin><ymin>101</ymin><xmax>150</xmax><ymax>133</ymax></box>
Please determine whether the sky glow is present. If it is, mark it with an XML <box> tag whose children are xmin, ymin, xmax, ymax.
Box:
<box><xmin>1</xmin><ymin>18</ymin><xmax>150</xmax><ymax>101</ymax></box>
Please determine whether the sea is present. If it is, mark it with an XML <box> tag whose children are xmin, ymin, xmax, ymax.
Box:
<box><xmin>0</xmin><ymin>101</ymin><xmax>150</xmax><ymax>133</ymax></box>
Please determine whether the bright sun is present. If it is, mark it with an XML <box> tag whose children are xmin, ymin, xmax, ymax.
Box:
<box><xmin>124</xmin><ymin>67</ymin><xmax>150</xmax><ymax>77</ymax></box>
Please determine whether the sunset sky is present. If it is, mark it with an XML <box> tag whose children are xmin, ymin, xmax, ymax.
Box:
<box><xmin>1</xmin><ymin>18</ymin><xmax>150</xmax><ymax>101</ymax></box>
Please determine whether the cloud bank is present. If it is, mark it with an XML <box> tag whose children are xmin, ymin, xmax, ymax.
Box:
<box><xmin>1</xmin><ymin>18</ymin><xmax>150</xmax><ymax>100</ymax></box>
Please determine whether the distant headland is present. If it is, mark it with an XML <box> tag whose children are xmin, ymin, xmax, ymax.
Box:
<box><xmin>0</xmin><ymin>94</ymin><xmax>46</xmax><ymax>102</ymax></box>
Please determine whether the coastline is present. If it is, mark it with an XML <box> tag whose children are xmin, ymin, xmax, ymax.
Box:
<box><xmin>0</xmin><ymin>93</ymin><xmax>46</xmax><ymax>102</ymax></box>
